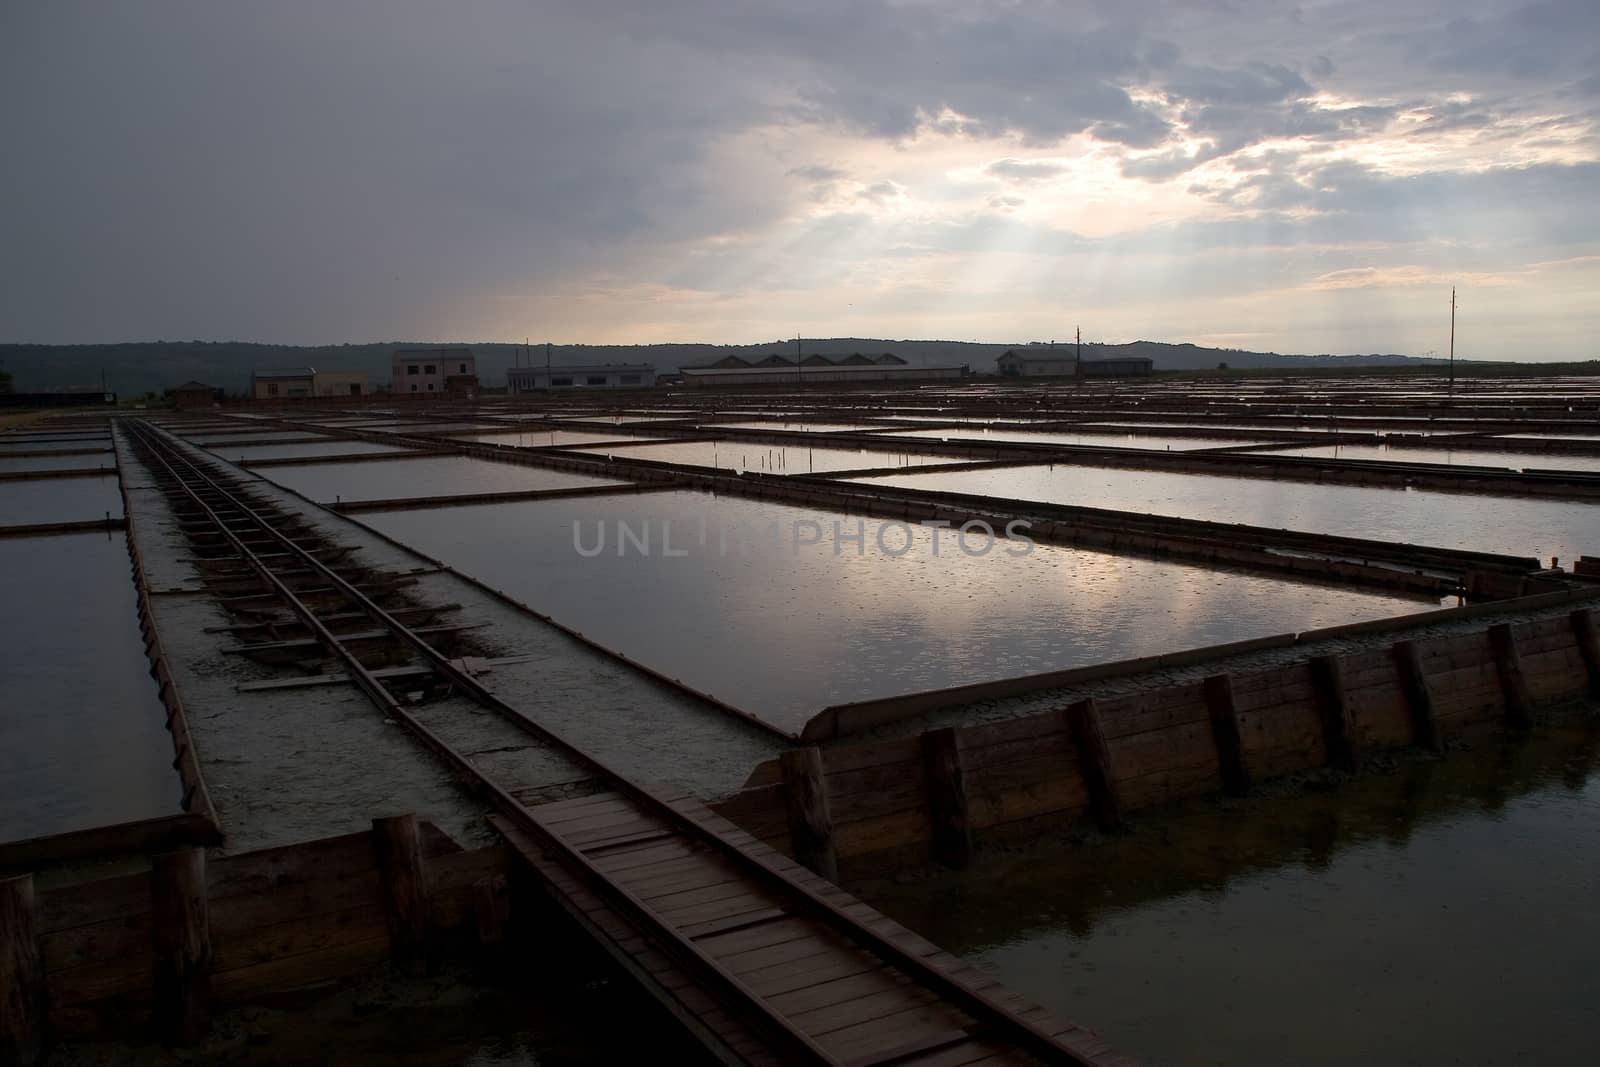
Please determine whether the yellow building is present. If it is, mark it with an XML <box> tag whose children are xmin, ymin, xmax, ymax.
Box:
<box><xmin>250</xmin><ymin>366</ymin><xmax>368</xmax><ymax>400</ymax></box>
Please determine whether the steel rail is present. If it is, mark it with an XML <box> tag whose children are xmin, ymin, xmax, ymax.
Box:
<box><xmin>127</xmin><ymin>422</ymin><xmax>842</xmax><ymax>1065</ymax></box>
<box><xmin>127</xmin><ymin>419</ymin><xmax>1098</xmax><ymax>1066</ymax></box>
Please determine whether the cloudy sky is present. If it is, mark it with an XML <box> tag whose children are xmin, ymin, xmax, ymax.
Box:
<box><xmin>4</xmin><ymin>1</ymin><xmax>1597</xmax><ymax>358</ymax></box>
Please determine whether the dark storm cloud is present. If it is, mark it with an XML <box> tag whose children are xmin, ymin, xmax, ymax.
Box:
<box><xmin>0</xmin><ymin>1</ymin><xmax>790</xmax><ymax>341</ymax></box>
<box><xmin>2</xmin><ymin>1</ymin><xmax>1596</xmax><ymax>343</ymax></box>
<box><xmin>1158</xmin><ymin>160</ymin><xmax>1600</xmax><ymax>251</ymax></box>
<box><xmin>1405</xmin><ymin>0</ymin><xmax>1600</xmax><ymax>82</ymax></box>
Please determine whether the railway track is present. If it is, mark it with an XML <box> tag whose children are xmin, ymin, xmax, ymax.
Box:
<box><xmin>123</xmin><ymin>418</ymin><xmax>1121</xmax><ymax>1067</ymax></box>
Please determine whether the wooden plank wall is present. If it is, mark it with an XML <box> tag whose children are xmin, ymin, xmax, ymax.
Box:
<box><xmin>714</xmin><ymin>610</ymin><xmax>1600</xmax><ymax>882</ymax></box>
<box><xmin>118</xmin><ymin>440</ymin><xmax>222</xmax><ymax>843</ymax></box>
<box><xmin>25</xmin><ymin>820</ymin><xmax>508</xmax><ymax>1040</ymax></box>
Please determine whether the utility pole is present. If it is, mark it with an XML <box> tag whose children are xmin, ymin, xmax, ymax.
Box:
<box><xmin>1448</xmin><ymin>287</ymin><xmax>1456</xmax><ymax>395</ymax></box>
<box><xmin>1076</xmin><ymin>325</ymin><xmax>1081</xmax><ymax>362</ymax></box>
<box><xmin>796</xmin><ymin>334</ymin><xmax>802</xmax><ymax>386</ymax></box>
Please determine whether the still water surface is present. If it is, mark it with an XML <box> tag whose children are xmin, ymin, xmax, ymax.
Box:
<box><xmin>1260</xmin><ymin>443</ymin><xmax>1600</xmax><ymax>473</ymax></box>
<box><xmin>871</xmin><ymin>727</ymin><xmax>1600</xmax><ymax>1066</ymax></box>
<box><xmin>570</xmin><ymin>440</ymin><xmax>962</xmax><ymax>473</ymax></box>
<box><xmin>257</xmin><ymin>455</ymin><xmax>629</xmax><ymax>503</ymax></box>
<box><xmin>366</xmin><ymin>491</ymin><xmax>1436</xmax><ymax>732</ymax></box>
<box><xmin>849</xmin><ymin>464</ymin><xmax>1600</xmax><ymax>563</ymax></box>
<box><xmin>205</xmin><ymin>440</ymin><xmax>413</xmax><ymax>461</ymax></box>
<box><xmin>0</xmin><ymin>454</ymin><xmax>116</xmax><ymax>474</ymax></box>
<box><xmin>885</xmin><ymin>427</ymin><xmax>1284</xmax><ymax>451</ymax></box>
<box><xmin>0</xmin><ymin>533</ymin><xmax>182</xmax><ymax>841</ymax></box>
<box><xmin>0</xmin><ymin>475</ymin><xmax>123</xmax><ymax>526</ymax></box>
<box><xmin>464</xmin><ymin>429</ymin><xmax>667</xmax><ymax>448</ymax></box>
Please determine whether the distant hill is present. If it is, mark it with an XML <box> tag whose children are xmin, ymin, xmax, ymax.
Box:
<box><xmin>0</xmin><ymin>338</ymin><xmax>1449</xmax><ymax>397</ymax></box>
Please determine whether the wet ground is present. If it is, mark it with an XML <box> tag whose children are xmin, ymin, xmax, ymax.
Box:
<box><xmin>869</xmin><ymin>724</ymin><xmax>1600</xmax><ymax>1066</ymax></box>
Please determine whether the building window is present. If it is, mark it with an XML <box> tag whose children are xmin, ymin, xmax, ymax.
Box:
<box><xmin>424</xmin><ymin>365</ymin><xmax>436</xmax><ymax>375</ymax></box>
<box><xmin>551</xmin><ymin>376</ymin><xmax>572</xmax><ymax>387</ymax></box>
<box><xmin>620</xmin><ymin>375</ymin><xmax>641</xmax><ymax>385</ymax></box>
<box><xmin>267</xmin><ymin>383</ymin><xmax>279</xmax><ymax>397</ymax></box>
<box><xmin>410</xmin><ymin>384</ymin><xmax>417</xmax><ymax>392</ymax></box>
<box><xmin>459</xmin><ymin>363</ymin><xmax>467</xmax><ymax>373</ymax></box>
<box><xmin>427</xmin><ymin>383</ymin><xmax>434</xmax><ymax>391</ymax></box>
<box><xmin>349</xmin><ymin>384</ymin><xmax>361</xmax><ymax>395</ymax></box>
<box><xmin>586</xmin><ymin>375</ymin><xmax>607</xmax><ymax>386</ymax></box>
<box><xmin>407</xmin><ymin>365</ymin><xmax>419</xmax><ymax>375</ymax></box>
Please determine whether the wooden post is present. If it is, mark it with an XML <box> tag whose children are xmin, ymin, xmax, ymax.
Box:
<box><xmin>1202</xmin><ymin>674</ymin><xmax>1250</xmax><ymax>796</ymax></box>
<box><xmin>779</xmin><ymin>748</ymin><xmax>839</xmax><ymax>882</ymax></box>
<box><xmin>921</xmin><ymin>727</ymin><xmax>973</xmax><ymax>869</ymax></box>
<box><xmin>1066</xmin><ymin>699</ymin><xmax>1122</xmax><ymax>831</ymax></box>
<box><xmin>1571</xmin><ymin>609</ymin><xmax>1600</xmax><ymax>698</ymax></box>
<box><xmin>1</xmin><ymin>874</ymin><xmax>45</xmax><ymax>1067</ymax></box>
<box><xmin>472</xmin><ymin>876</ymin><xmax>510</xmax><ymax>947</ymax></box>
<box><xmin>150</xmin><ymin>849</ymin><xmax>212</xmax><ymax>1045</ymax></box>
<box><xmin>371</xmin><ymin>814</ymin><xmax>430</xmax><ymax>975</ymax></box>
<box><xmin>1488</xmin><ymin>624</ymin><xmax>1534</xmax><ymax>730</ymax></box>
<box><xmin>1310</xmin><ymin>656</ymin><xmax>1358</xmax><ymax>771</ymax></box>
<box><xmin>1392</xmin><ymin>640</ymin><xmax>1442</xmax><ymax>752</ymax></box>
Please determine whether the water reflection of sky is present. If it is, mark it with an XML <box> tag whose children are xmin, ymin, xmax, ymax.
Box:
<box><xmin>464</xmin><ymin>429</ymin><xmax>667</xmax><ymax>448</ymax></box>
<box><xmin>1260</xmin><ymin>443</ymin><xmax>1600</xmax><ymax>473</ymax></box>
<box><xmin>205</xmin><ymin>439</ymin><xmax>410</xmax><ymax>460</ymax></box>
<box><xmin>0</xmin><ymin>533</ymin><xmax>182</xmax><ymax>841</ymax></box>
<box><xmin>0</xmin><ymin>454</ymin><xmax>115</xmax><ymax>474</ymax></box>
<box><xmin>258</xmin><ymin>455</ymin><xmax>627</xmax><ymax>503</ymax></box>
<box><xmin>569</xmin><ymin>440</ymin><xmax>963</xmax><ymax>474</ymax></box>
<box><xmin>871</xmin><ymin>730</ymin><xmax>1600</xmax><ymax>1067</ymax></box>
<box><xmin>883</xmin><ymin>427</ymin><xmax>1283</xmax><ymax>450</ymax></box>
<box><xmin>366</xmin><ymin>490</ymin><xmax>1433</xmax><ymax>733</ymax></box>
<box><xmin>850</xmin><ymin>464</ymin><xmax>1600</xmax><ymax>564</ymax></box>
<box><xmin>0</xmin><ymin>475</ymin><xmax>123</xmax><ymax>525</ymax></box>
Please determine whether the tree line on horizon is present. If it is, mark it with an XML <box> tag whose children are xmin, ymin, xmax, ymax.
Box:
<box><xmin>0</xmin><ymin>337</ymin><xmax>1463</xmax><ymax>397</ymax></box>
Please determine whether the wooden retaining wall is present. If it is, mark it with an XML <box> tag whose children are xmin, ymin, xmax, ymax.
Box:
<box><xmin>713</xmin><ymin>608</ymin><xmax>1600</xmax><ymax>882</ymax></box>
<box><xmin>1</xmin><ymin>817</ymin><xmax>510</xmax><ymax>1057</ymax></box>
<box><xmin>218</xmin><ymin>412</ymin><xmax>1568</xmax><ymax>602</ymax></box>
<box><xmin>118</xmin><ymin>433</ymin><xmax>222</xmax><ymax>849</ymax></box>
<box><xmin>800</xmin><ymin>586</ymin><xmax>1600</xmax><ymax>740</ymax></box>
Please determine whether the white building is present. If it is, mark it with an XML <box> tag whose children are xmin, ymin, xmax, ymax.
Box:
<box><xmin>507</xmin><ymin>364</ymin><xmax>656</xmax><ymax>392</ymax></box>
<box><xmin>392</xmin><ymin>348</ymin><xmax>476</xmax><ymax>395</ymax></box>
<box><xmin>312</xmin><ymin>370</ymin><xmax>369</xmax><ymax>397</ymax></box>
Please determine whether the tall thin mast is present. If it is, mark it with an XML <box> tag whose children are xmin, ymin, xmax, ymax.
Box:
<box><xmin>1448</xmin><ymin>287</ymin><xmax>1456</xmax><ymax>394</ymax></box>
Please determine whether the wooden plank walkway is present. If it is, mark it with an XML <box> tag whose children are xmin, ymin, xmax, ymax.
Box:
<box><xmin>491</xmin><ymin>793</ymin><xmax>1132</xmax><ymax>1067</ymax></box>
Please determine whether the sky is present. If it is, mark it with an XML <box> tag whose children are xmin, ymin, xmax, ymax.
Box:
<box><xmin>3</xmin><ymin>1</ymin><xmax>1597</xmax><ymax>359</ymax></box>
